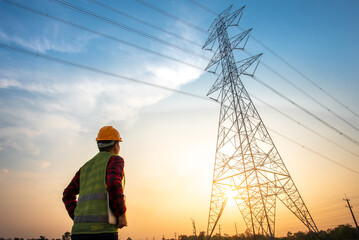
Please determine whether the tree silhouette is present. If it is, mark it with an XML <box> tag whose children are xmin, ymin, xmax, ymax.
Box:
<box><xmin>61</xmin><ymin>232</ymin><xmax>70</xmax><ymax>240</ymax></box>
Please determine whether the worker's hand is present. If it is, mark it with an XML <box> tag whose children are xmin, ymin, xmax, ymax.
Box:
<box><xmin>117</xmin><ymin>213</ymin><xmax>127</xmax><ymax>229</ymax></box>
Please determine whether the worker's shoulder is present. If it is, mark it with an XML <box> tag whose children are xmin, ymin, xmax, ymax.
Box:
<box><xmin>109</xmin><ymin>154</ymin><xmax>124</xmax><ymax>162</ymax></box>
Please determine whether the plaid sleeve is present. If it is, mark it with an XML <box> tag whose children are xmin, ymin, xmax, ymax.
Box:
<box><xmin>62</xmin><ymin>168</ymin><xmax>80</xmax><ymax>219</ymax></box>
<box><xmin>107</xmin><ymin>155</ymin><xmax>126</xmax><ymax>217</ymax></box>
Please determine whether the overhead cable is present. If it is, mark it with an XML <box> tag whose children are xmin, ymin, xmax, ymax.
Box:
<box><xmin>268</xmin><ymin>127</ymin><xmax>359</xmax><ymax>175</ymax></box>
<box><xmin>8</xmin><ymin>0</ymin><xmax>358</xmax><ymax>155</ymax></box>
<box><xmin>251</xmin><ymin>94</ymin><xmax>359</xmax><ymax>158</ymax></box>
<box><xmin>0</xmin><ymin>42</ymin><xmax>209</xmax><ymax>101</ymax></box>
<box><xmin>3</xmin><ymin>0</ymin><xmax>207</xmax><ymax>71</ymax></box>
<box><xmin>4</xmin><ymin>0</ymin><xmax>359</xmax><ymax>154</ymax></box>
<box><xmin>146</xmin><ymin>0</ymin><xmax>359</xmax><ymax>137</ymax></box>
<box><xmin>244</xmin><ymin>49</ymin><xmax>359</xmax><ymax>133</ymax></box>
<box><xmin>87</xmin><ymin>0</ymin><xmax>204</xmax><ymax>48</ymax></box>
<box><xmin>186</xmin><ymin>0</ymin><xmax>218</xmax><ymax>16</ymax></box>
<box><xmin>248</xmin><ymin>33</ymin><xmax>359</xmax><ymax>120</ymax></box>
<box><xmin>49</xmin><ymin>0</ymin><xmax>210</xmax><ymax>61</ymax></box>
<box><xmin>252</xmin><ymin>76</ymin><xmax>359</xmax><ymax>147</ymax></box>
<box><xmin>188</xmin><ymin>0</ymin><xmax>359</xmax><ymax>120</ymax></box>
<box><xmin>1</xmin><ymin>41</ymin><xmax>358</xmax><ymax>175</ymax></box>
<box><xmin>132</xmin><ymin>0</ymin><xmax>207</xmax><ymax>34</ymax></box>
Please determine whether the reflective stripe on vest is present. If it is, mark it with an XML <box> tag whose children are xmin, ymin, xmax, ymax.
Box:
<box><xmin>72</xmin><ymin>152</ymin><xmax>118</xmax><ymax>234</ymax></box>
<box><xmin>74</xmin><ymin>192</ymin><xmax>108</xmax><ymax>223</ymax></box>
<box><xmin>74</xmin><ymin>215</ymin><xmax>109</xmax><ymax>223</ymax></box>
<box><xmin>78</xmin><ymin>192</ymin><xmax>107</xmax><ymax>202</ymax></box>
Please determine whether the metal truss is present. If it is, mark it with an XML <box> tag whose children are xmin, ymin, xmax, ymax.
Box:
<box><xmin>204</xmin><ymin>5</ymin><xmax>318</xmax><ymax>239</ymax></box>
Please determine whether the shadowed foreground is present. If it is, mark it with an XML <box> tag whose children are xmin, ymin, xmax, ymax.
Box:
<box><xmin>1</xmin><ymin>225</ymin><xmax>358</xmax><ymax>240</ymax></box>
<box><xmin>178</xmin><ymin>224</ymin><xmax>359</xmax><ymax>240</ymax></box>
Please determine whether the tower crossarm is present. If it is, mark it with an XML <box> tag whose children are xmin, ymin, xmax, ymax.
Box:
<box><xmin>205</xmin><ymin>29</ymin><xmax>254</xmax><ymax>71</ymax></box>
<box><xmin>236</xmin><ymin>54</ymin><xmax>262</xmax><ymax>76</ymax></box>
<box><xmin>230</xmin><ymin>28</ymin><xmax>252</xmax><ymax>50</ymax></box>
<box><xmin>203</xmin><ymin>5</ymin><xmax>245</xmax><ymax>50</ymax></box>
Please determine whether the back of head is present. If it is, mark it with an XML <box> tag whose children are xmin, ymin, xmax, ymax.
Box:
<box><xmin>97</xmin><ymin>140</ymin><xmax>118</xmax><ymax>152</ymax></box>
<box><xmin>96</xmin><ymin>126</ymin><xmax>122</xmax><ymax>152</ymax></box>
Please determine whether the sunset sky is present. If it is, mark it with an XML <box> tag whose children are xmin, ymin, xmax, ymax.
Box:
<box><xmin>0</xmin><ymin>0</ymin><xmax>359</xmax><ymax>239</ymax></box>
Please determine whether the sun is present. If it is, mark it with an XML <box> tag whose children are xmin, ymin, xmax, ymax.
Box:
<box><xmin>224</xmin><ymin>189</ymin><xmax>238</xmax><ymax>207</ymax></box>
<box><xmin>224</xmin><ymin>189</ymin><xmax>237</xmax><ymax>199</ymax></box>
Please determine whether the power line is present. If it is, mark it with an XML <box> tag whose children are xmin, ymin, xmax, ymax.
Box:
<box><xmin>0</xmin><ymin>42</ymin><xmax>209</xmax><ymax>102</ymax></box>
<box><xmin>244</xmin><ymin>50</ymin><xmax>359</xmax><ymax>134</ymax></box>
<box><xmin>123</xmin><ymin>0</ymin><xmax>359</xmax><ymax>148</ymax></box>
<box><xmin>50</xmin><ymin>0</ymin><xmax>359</xmax><ymax>140</ymax></box>
<box><xmin>186</xmin><ymin>0</ymin><xmax>218</xmax><ymax>16</ymax></box>
<box><xmin>87</xmin><ymin>0</ymin><xmax>204</xmax><ymax>48</ymax></box>
<box><xmin>2</xmin><ymin>3</ymin><xmax>357</xmax><ymax>232</ymax></box>
<box><xmin>6</xmin><ymin>0</ymin><xmax>359</xmax><ymax>156</ymax></box>
<box><xmin>311</xmin><ymin>206</ymin><xmax>346</xmax><ymax>215</ymax></box>
<box><xmin>49</xmin><ymin>0</ymin><xmax>210</xmax><ymax>61</ymax></box>
<box><xmin>1</xmin><ymin>44</ymin><xmax>358</xmax><ymax>176</ymax></box>
<box><xmin>248</xmin><ymin>33</ymin><xmax>359</xmax><ymax>120</ymax></box>
<box><xmin>252</xmin><ymin>75</ymin><xmax>359</xmax><ymax>147</ymax></box>
<box><xmin>191</xmin><ymin>0</ymin><xmax>359</xmax><ymax>133</ymax></box>
<box><xmin>132</xmin><ymin>0</ymin><xmax>359</xmax><ymax>172</ymax></box>
<box><xmin>268</xmin><ymin>126</ymin><xmax>359</xmax><ymax>175</ymax></box>
<box><xmin>27</xmin><ymin>1</ymin><xmax>358</xmax><ymax>152</ymax></box>
<box><xmin>139</xmin><ymin>0</ymin><xmax>359</xmax><ymax>146</ymax></box>
<box><xmin>310</xmin><ymin>201</ymin><xmax>348</xmax><ymax>211</ymax></box>
<box><xmin>3</xmin><ymin>0</ymin><xmax>207</xmax><ymax>71</ymax></box>
<box><xmin>251</xmin><ymin>95</ymin><xmax>359</xmax><ymax>158</ymax></box>
<box><xmin>188</xmin><ymin>0</ymin><xmax>359</xmax><ymax>120</ymax></box>
<box><xmin>132</xmin><ymin>0</ymin><xmax>207</xmax><ymax>34</ymax></box>
<box><xmin>304</xmin><ymin>194</ymin><xmax>359</xmax><ymax>211</ymax></box>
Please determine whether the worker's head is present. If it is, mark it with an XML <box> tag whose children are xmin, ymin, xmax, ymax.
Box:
<box><xmin>96</xmin><ymin>126</ymin><xmax>122</xmax><ymax>154</ymax></box>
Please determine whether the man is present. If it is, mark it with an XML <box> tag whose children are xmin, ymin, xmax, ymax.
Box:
<box><xmin>63</xmin><ymin>126</ymin><xmax>127</xmax><ymax>240</ymax></box>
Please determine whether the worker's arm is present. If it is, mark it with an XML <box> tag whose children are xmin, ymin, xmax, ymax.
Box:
<box><xmin>62</xmin><ymin>169</ymin><xmax>80</xmax><ymax>219</ymax></box>
<box><xmin>117</xmin><ymin>213</ymin><xmax>128</xmax><ymax>229</ymax></box>
<box><xmin>107</xmin><ymin>155</ymin><xmax>127</xmax><ymax>218</ymax></box>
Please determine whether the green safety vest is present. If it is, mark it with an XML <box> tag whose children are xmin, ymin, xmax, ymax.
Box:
<box><xmin>72</xmin><ymin>151</ymin><xmax>124</xmax><ymax>234</ymax></box>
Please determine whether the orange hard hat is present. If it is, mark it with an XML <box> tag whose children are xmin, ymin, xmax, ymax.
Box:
<box><xmin>96</xmin><ymin>126</ymin><xmax>122</xmax><ymax>142</ymax></box>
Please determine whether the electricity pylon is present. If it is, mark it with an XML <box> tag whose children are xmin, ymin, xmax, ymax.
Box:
<box><xmin>204</xmin><ymin>5</ymin><xmax>318</xmax><ymax>239</ymax></box>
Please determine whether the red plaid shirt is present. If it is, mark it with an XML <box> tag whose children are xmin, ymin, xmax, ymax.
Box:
<box><xmin>62</xmin><ymin>155</ymin><xmax>126</xmax><ymax>219</ymax></box>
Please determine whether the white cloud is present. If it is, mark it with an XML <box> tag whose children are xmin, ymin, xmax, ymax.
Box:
<box><xmin>0</xmin><ymin>15</ymin><xmax>208</xmax><ymax>174</ymax></box>
<box><xmin>0</xmin><ymin>78</ymin><xmax>22</xmax><ymax>89</ymax></box>
<box><xmin>0</xmin><ymin>126</ymin><xmax>40</xmax><ymax>154</ymax></box>
<box><xmin>0</xmin><ymin>22</ymin><xmax>94</xmax><ymax>54</ymax></box>
<box><xmin>0</xmin><ymin>58</ymin><xmax>204</xmax><ymax>170</ymax></box>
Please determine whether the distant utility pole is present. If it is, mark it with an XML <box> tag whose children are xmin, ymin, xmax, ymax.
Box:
<box><xmin>235</xmin><ymin>222</ymin><xmax>238</xmax><ymax>236</ymax></box>
<box><xmin>218</xmin><ymin>224</ymin><xmax>221</xmax><ymax>237</ymax></box>
<box><xmin>191</xmin><ymin>218</ymin><xmax>197</xmax><ymax>236</ymax></box>
<box><xmin>344</xmin><ymin>197</ymin><xmax>359</xmax><ymax>231</ymax></box>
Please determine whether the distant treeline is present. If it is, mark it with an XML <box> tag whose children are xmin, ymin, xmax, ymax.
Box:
<box><xmin>1</xmin><ymin>225</ymin><xmax>358</xmax><ymax>240</ymax></box>
<box><xmin>177</xmin><ymin>224</ymin><xmax>359</xmax><ymax>240</ymax></box>
<box><xmin>0</xmin><ymin>232</ymin><xmax>70</xmax><ymax>240</ymax></box>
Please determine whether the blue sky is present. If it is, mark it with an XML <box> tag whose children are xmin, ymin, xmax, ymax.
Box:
<box><xmin>0</xmin><ymin>0</ymin><xmax>359</xmax><ymax>239</ymax></box>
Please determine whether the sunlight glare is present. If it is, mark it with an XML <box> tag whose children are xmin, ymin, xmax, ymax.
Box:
<box><xmin>224</xmin><ymin>189</ymin><xmax>238</xmax><ymax>207</ymax></box>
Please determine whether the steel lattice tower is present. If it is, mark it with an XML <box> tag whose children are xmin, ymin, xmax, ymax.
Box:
<box><xmin>204</xmin><ymin>6</ymin><xmax>318</xmax><ymax>239</ymax></box>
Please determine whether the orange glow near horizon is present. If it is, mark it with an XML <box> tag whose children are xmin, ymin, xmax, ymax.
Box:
<box><xmin>0</xmin><ymin>108</ymin><xmax>358</xmax><ymax>239</ymax></box>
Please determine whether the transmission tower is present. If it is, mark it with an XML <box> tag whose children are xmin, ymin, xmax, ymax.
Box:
<box><xmin>204</xmin><ymin>5</ymin><xmax>318</xmax><ymax>239</ymax></box>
